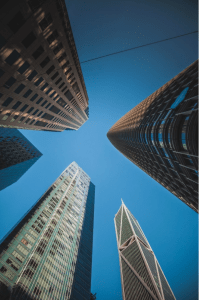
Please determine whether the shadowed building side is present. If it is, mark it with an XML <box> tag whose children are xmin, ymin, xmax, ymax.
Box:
<box><xmin>108</xmin><ymin>61</ymin><xmax>198</xmax><ymax>213</ymax></box>
<box><xmin>114</xmin><ymin>201</ymin><xmax>176</xmax><ymax>300</ymax></box>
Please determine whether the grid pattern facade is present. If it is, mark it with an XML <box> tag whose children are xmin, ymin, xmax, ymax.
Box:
<box><xmin>114</xmin><ymin>202</ymin><xmax>176</xmax><ymax>300</ymax></box>
<box><xmin>0</xmin><ymin>0</ymin><xmax>89</xmax><ymax>132</ymax></box>
<box><xmin>0</xmin><ymin>127</ymin><xmax>42</xmax><ymax>191</ymax></box>
<box><xmin>0</xmin><ymin>162</ymin><xmax>95</xmax><ymax>300</ymax></box>
<box><xmin>108</xmin><ymin>61</ymin><xmax>198</xmax><ymax>212</ymax></box>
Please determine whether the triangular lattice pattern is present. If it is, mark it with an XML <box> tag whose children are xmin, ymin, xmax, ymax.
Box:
<box><xmin>120</xmin><ymin>209</ymin><xmax>133</xmax><ymax>245</ymax></box>
<box><xmin>157</xmin><ymin>263</ymin><xmax>175</xmax><ymax>300</ymax></box>
<box><xmin>115</xmin><ymin>206</ymin><xmax>122</xmax><ymax>242</ymax></box>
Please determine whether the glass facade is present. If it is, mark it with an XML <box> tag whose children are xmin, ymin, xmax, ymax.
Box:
<box><xmin>0</xmin><ymin>162</ymin><xmax>95</xmax><ymax>300</ymax></box>
<box><xmin>115</xmin><ymin>202</ymin><xmax>176</xmax><ymax>300</ymax></box>
<box><xmin>0</xmin><ymin>128</ymin><xmax>42</xmax><ymax>191</ymax></box>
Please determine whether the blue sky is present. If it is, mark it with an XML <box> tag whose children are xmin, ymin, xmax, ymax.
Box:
<box><xmin>0</xmin><ymin>0</ymin><xmax>198</xmax><ymax>299</ymax></box>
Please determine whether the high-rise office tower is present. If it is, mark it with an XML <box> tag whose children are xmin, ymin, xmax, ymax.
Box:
<box><xmin>0</xmin><ymin>162</ymin><xmax>95</xmax><ymax>300</ymax></box>
<box><xmin>108</xmin><ymin>61</ymin><xmax>198</xmax><ymax>212</ymax></box>
<box><xmin>0</xmin><ymin>127</ymin><xmax>42</xmax><ymax>191</ymax></box>
<box><xmin>115</xmin><ymin>201</ymin><xmax>176</xmax><ymax>300</ymax></box>
<box><xmin>0</xmin><ymin>0</ymin><xmax>89</xmax><ymax>131</ymax></box>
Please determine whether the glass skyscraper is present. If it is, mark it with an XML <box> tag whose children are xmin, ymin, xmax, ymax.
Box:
<box><xmin>115</xmin><ymin>201</ymin><xmax>176</xmax><ymax>300</ymax></box>
<box><xmin>0</xmin><ymin>127</ymin><xmax>42</xmax><ymax>191</ymax></box>
<box><xmin>0</xmin><ymin>162</ymin><xmax>95</xmax><ymax>300</ymax></box>
<box><xmin>108</xmin><ymin>61</ymin><xmax>198</xmax><ymax>212</ymax></box>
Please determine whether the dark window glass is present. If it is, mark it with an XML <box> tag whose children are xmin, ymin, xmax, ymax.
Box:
<box><xmin>22</xmin><ymin>31</ymin><xmax>36</xmax><ymax>48</ymax></box>
<box><xmin>72</xmin><ymin>82</ymin><xmax>80</xmax><ymax>94</ymax></box>
<box><xmin>24</xmin><ymin>118</ymin><xmax>30</xmax><ymax>124</ymax></box>
<box><xmin>49</xmin><ymin>91</ymin><xmax>56</xmax><ymax>98</ymax></box>
<box><xmin>64</xmin><ymin>90</ymin><xmax>73</xmax><ymax>101</ymax></box>
<box><xmin>11</xmin><ymin>115</ymin><xmax>19</xmax><ymax>121</ymax></box>
<box><xmin>7</xmin><ymin>12</ymin><xmax>26</xmax><ymax>33</ymax></box>
<box><xmin>33</xmin><ymin>109</ymin><xmax>39</xmax><ymax>115</ymax></box>
<box><xmin>30</xmin><ymin>119</ymin><xmax>35</xmax><ymax>125</ymax></box>
<box><xmin>32</xmin><ymin>46</ymin><xmax>44</xmax><ymax>60</ymax></box>
<box><xmin>40</xmin><ymin>56</ymin><xmax>50</xmax><ymax>68</ymax></box>
<box><xmin>47</xmin><ymin>30</ymin><xmax>59</xmax><ymax>45</ymax></box>
<box><xmin>39</xmin><ymin>13</ymin><xmax>53</xmax><ymax>31</ymax></box>
<box><xmin>59</xmin><ymin>82</ymin><xmax>65</xmax><ymax>89</ymax></box>
<box><xmin>12</xmin><ymin>101</ymin><xmax>22</xmax><ymax>109</ymax></box>
<box><xmin>45</xmin><ymin>103</ymin><xmax>51</xmax><ymax>109</ymax></box>
<box><xmin>20</xmin><ymin>104</ymin><xmax>28</xmax><ymax>112</ymax></box>
<box><xmin>36</xmin><ymin>97</ymin><xmax>43</xmax><ymax>104</ymax></box>
<box><xmin>3</xmin><ymin>77</ymin><xmax>16</xmax><ymax>89</ymax></box>
<box><xmin>41</xmin><ymin>100</ymin><xmax>47</xmax><ymax>107</ymax></box>
<box><xmin>58</xmin><ymin>53</ymin><xmax>67</xmax><ymax>63</ymax></box>
<box><xmin>68</xmin><ymin>73</ymin><xmax>74</xmax><ymax>80</ymax></box>
<box><xmin>42</xmin><ymin>113</ymin><xmax>53</xmax><ymax>120</ymax></box>
<box><xmin>57</xmin><ymin>98</ymin><xmax>66</xmax><ymax>108</ymax></box>
<box><xmin>37</xmin><ymin>111</ymin><xmax>43</xmax><ymax>117</ymax></box>
<box><xmin>17</xmin><ymin>61</ymin><xmax>30</xmax><ymax>74</ymax></box>
<box><xmin>34</xmin><ymin>77</ymin><xmax>44</xmax><ymax>86</ymax></box>
<box><xmin>0</xmin><ymin>69</ymin><xmax>5</xmax><ymax>78</ymax></box>
<box><xmin>0</xmin><ymin>34</ymin><xmax>6</xmax><ymax>49</ymax></box>
<box><xmin>45</xmin><ymin>87</ymin><xmax>52</xmax><ymax>95</ymax></box>
<box><xmin>35</xmin><ymin>120</ymin><xmax>47</xmax><ymax>127</ymax></box>
<box><xmin>53</xmin><ymin>43</ymin><xmax>63</xmax><ymax>55</ymax></box>
<box><xmin>2</xmin><ymin>97</ymin><xmax>13</xmax><ymax>107</ymax></box>
<box><xmin>41</xmin><ymin>83</ymin><xmax>49</xmax><ymax>91</ymax></box>
<box><xmin>30</xmin><ymin>94</ymin><xmax>38</xmax><ymax>102</ymax></box>
<box><xmin>23</xmin><ymin>89</ymin><xmax>32</xmax><ymax>98</ymax></box>
<box><xmin>51</xmin><ymin>72</ymin><xmax>59</xmax><ymax>80</ymax></box>
<box><xmin>19</xmin><ymin>116</ymin><xmax>25</xmax><ymax>122</ymax></box>
<box><xmin>27</xmin><ymin>107</ymin><xmax>34</xmax><ymax>114</ymax></box>
<box><xmin>14</xmin><ymin>84</ymin><xmax>25</xmax><ymax>94</ymax></box>
<box><xmin>65</xmin><ymin>67</ymin><xmax>72</xmax><ymax>76</ymax></box>
<box><xmin>49</xmin><ymin>105</ymin><xmax>60</xmax><ymax>114</ymax></box>
<box><xmin>0</xmin><ymin>93</ymin><xmax>3</xmax><ymax>98</ymax></box>
<box><xmin>62</xmin><ymin>61</ymin><xmax>70</xmax><ymax>69</ymax></box>
<box><xmin>55</xmin><ymin>78</ymin><xmax>62</xmax><ymax>85</ymax></box>
<box><xmin>28</xmin><ymin>70</ymin><xmax>38</xmax><ymax>81</ymax></box>
<box><xmin>5</xmin><ymin>50</ymin><xmax>20</xmax><ymax>66</ymax></box>
<box><xmin>46</xmin><ymin>65</ymin><xmax>55</xmax><ymax>75</ymax></box>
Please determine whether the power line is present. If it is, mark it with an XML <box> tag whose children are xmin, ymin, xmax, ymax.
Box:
<box><xmin>80</xmin><ymin>31</ymin><xmax>198</xmax><ymax>64</ymax></box>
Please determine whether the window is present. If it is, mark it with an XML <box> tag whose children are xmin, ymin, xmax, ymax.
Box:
<box><xmin>62</xmin><ymin>86</ymin><xmax>67</xmax><ymax>92</ymax></box>
<box><xmin>22</xmin><ymin>31</ymin><xmax>36</xmax><ymax>48</ymax></box>
<box><xmin>41</xmin><ymin>100</ymin><xmax>47</xmax><ymax>107</ymax></box>
<box><xmin>46</xmin><ymin>65</ymin><xmax>55</xmax><ymax>75</ymax></box>
<box><xmin>14</xmin><ymin>84</ymin><xmax>25</xmax><ymax>94</ymax></box>
<box><xmin>45</xmin><ymin>87</ymin><xmax>52</xmax><ymax>95</ymax></box>
<box><xmin>68</xmin><ymin>73</ymin><xmax>74</xmax><ymax>81</ymax></box>
<box><xmin>171</xmin><ymin>87</ymin><xmax>189</xmax><ymax>109</ymax></box>
<box><xmin>72</xmin><ymin>82</ymin><xmax>80</xmax><ymax>94</ymax></box>
<box><xmin>62</xmin><ymin>61</ymin><xmax>70</xmax><ymax>69</ymax></box>
<box><xmin>5</xmin><ymin>50</ymin><xmax>20</xmax><ymax>65</ymax></box>
<box><xmin>32</xmin><ymin>109</ymin><xmax>39</xmax><ymax>115</ymax></box>
<box><xmin>40</xmin><ymin>56</ymin><xmax>50</xmax><ymax>68</ymax></box>
<box><xmin>17</xmin><ymin>61</ymin><xmax>30</xmax><ymax>74</ymax></box>
<box><xmin>55</xmin><ymin>77</ymin><xmax>62</xmax><ymax>85</ymax></box>
<box><xmin>27</xmin><ymin>107</ymin><xmax>34</xmax><ymax>114</ymax></box>
<box><xmin>30</xmin><ymin>93</ymin><xmax>38</xmax><ymax>102</ymax></box>
<box><xmin>39</xmin><ymin>13</ymin><xmax>53</xmax><ymax>31</ymax></box>
<box><xmin>2</xmin><ymin>97</ymin><xmax>13</xmax><ymax>107</ymax></box>
<box><xmin>32</xmin><ymin>46</ymin><xmax>44</xmax><ymax>59</ymax></box>
<box><xmin>41</xmin><ymin>83</ymin><xmax>49</xmax><ymax>91</ymax></box>
<box><xmin>20</xmin><ymin>104</ymin><xmax>28</xmax><ymax>112</ymax></box>
<box><xmin>28</xmin><ymin>70</ymin><xmax>38</xmax><ymax>81</ymax></box>
<box><xmin>65</xmin><ymin>67</ymin><xmax>72</xmax><ymax>76</ymax></box>
<box><xmin>18</xmin><ymin>116</ymin><xmax>25</xmax><ymax>123</ymax></box>
<box><xmin>57</xmin><ymin>98</ymin><xmax>66</xmax><ymax>108</ymax></box>
<box><xmin>30</xmin><ymin>119</ymin><xmax>35</xmax><ymax>125</ymax></box>
<box><xmin>47</xmin><ymin>30</ymin><xmax>59</xmax><ymax>45</ymax></box>
<box><xmin>23</xmin><ymin>89</ymin><xmax>32</xmax><ymax>98</ymax></box>
<box><xmin>0</xmin><ymin>68</ymin><xmax>5</xmax><ymax>78</ymax></box>
<box><xmin>10</xmin><ymin>115</ymin><xmax>19</xmax><ymax>122</ymax></box>
<box><xmin>49</xmin><ymin>91</ymin><xmax>56</xmax><ymax>98</ymax></box>
<box><xmin>64</xmin><ymin>90</ymin><xmax>73</xmax><ymax>101</ymax></box>
<box><xmin>34</xmin><ymin>77</ymin><xmax>44</xmax><ymax>86</ymax></box>
<box><xmin>12</xmin><ymin>101</ymin><xmax>22</xmax><ymax>109</ymax></box>
<box><xmin>2</xmin><ymin>113</ymin><xmax>11</xmax><ymax>121</ymax></box>
<box><xmin>36</xmin><ymin>97</ymin><xmax>43</xmax><ymax>104</ymax></box>
<box><xmin>37</xmin><ymin>111</ymin><xmax>43</xmax><ymax>117</ymax></box>
<box><xmin>8</xmin><ymin>12</ymin><xmax>26</xmax><ymax>33</ymax></box>
<box><xmin>0</xmin><ymin>34</ymin><xmax>6</xmax><ymax>49</ymax></box>
<box><xmin>35</xmin><ymin>120</ymin><xmax>47</xmax><ymax>127</ymax></box>
<box><xmin>49</xmin><ymin>105</ymin><xmax>60</xmax><ymax>114</ymax></box>
<box><xmin>53</xmin><ymin>43</ymin><xmax>63</xmax><ymax>55</ymax></box>
<box><xmin>42</xmin><ymin>113</ymin><xmax>53</xmax><ymax>120</ymax></box>
<box><xmin>12</xmin><ymin>250</ymin><xmax>24</xmax><ymax>263</ymax></box>
<box><xmin>45</xmin><ymin>103</ymin><xmax>51</xmax><ymax>109</ymax></box>
<box><xmin>59</xmin><ymin>82</ymin><xmax>65</xmax><ymax>89</ymax></box>
<box><xmin>51</xmin><ymin>72</ymin><xmax>59</xmax><ymax>80</ymax></box>
<box><xmin>58</xmin><ymin>52</ymin><xmax>67</xmax><ymax>63</ymax></box>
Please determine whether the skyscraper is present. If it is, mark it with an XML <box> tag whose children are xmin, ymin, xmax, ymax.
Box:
<box><xmin>0</xmin><ymin>127</ymin><xmax>42</xmax><ymax>191</ymax></box>
<box><xmin>0</xmin><ymin>0</ymin><xmax>89</xmax><ymax>131</ymax></box>
<box><xmin>108</xmin><ymin>61</ymin><xmax>198</xmax><ymax>213</ymax></box>
<box><xmin>0</xmin><ymin>162</ymin><xmax>95</xmax><ymax>300</ymax></box>
<box><xmin>115</xmin><ymin>201</ymin><xmax>176</xmax><ymax>300</ymax></box>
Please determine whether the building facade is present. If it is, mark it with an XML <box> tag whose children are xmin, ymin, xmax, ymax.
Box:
<box><xmin>108</xmin><ymin>61</ymin><xmax>198</xmax><ymax>212</ymax></box>
<box><xmin>0</xmin><ymin>162</ymin><xmax>95</xmax><ymax>300</ymax></box>
<box><xmin>0</xmin><ymin>127</ymin><xmax>42</xmax><ymax>191</ymax></box>
<box><xmin>115</xmin><ymin>201</ymin><xmax>176</xmax><ymax>300</ymax></box>
<box><xmin>0</xmin><ymin>0</ymin><xmax>89</xmax><ymax>132</ymax></box>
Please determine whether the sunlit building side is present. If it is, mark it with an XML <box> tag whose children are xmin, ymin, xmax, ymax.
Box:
<box><xmin>0</xmin><ymin>0</ymin><xmax>89</xmax><ymax>131</ymax></box>
<box><xmin>0</xmin><ymin>162</ymin><xmax>95</xmax><ymax>300</ymax></box>
<box><xmin>115</xmin><ymin>201</ymin><xmax>176</xmax><ymax>300</ymax></box>
<box><xmin>108</xmin><ymin>61</ymin><xmax>198</xmax><ymax>212</ymax></box>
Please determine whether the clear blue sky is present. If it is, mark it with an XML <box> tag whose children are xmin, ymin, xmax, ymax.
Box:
<box><xmin>0</xmin><ymin>0</ymin><xmax>198</xmax><ymax>299</ymax></box>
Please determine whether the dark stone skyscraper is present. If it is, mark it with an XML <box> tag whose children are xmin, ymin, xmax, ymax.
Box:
<box><xmin>0</xmin><ymin>162</ymin><xmax>95</xmax><ymax>300</ymax></box>
<box><xmin>0</xmin><ymin>127</ymin><xmax>42</xmax><ymax>191</ymax></box>
<box><xmin>0</xmin><ymin>0</ymin><xmax>89</xmax><ymax>131</ymax></box>
<box><xmin>108</xmin><ymin>61</ymin><xmax>198</xmax><ymax>213</ymax></box>
<box><xmin>115</xmin><ymin>201</ymin><xmax>176</xmax><ymax>300</ymax></box>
